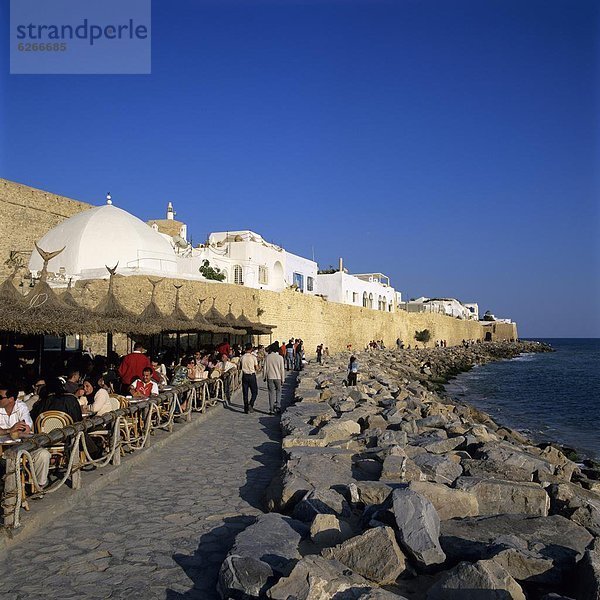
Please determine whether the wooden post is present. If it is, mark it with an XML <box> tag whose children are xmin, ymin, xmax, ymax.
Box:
<box><xmin>107</xmin><ymin>332</ymin><xmax>113</xmax><ymax>356</ymax></box>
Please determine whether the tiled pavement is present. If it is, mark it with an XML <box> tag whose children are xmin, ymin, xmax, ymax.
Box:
<box><xmin>0</xmin><ymin>377</ymin><xmax>295</xmax><ymax>600</ymax></box>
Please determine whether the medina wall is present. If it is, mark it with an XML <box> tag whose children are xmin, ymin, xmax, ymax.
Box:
<box><xmin>0</xmin><ymin>179</ymin><xmax>92</xmax><ymax>279</ymax></box>
<box><xmin>73</xmin><ymin>276</ymin><xmax>518</xmax><ymax>356</ymax></box>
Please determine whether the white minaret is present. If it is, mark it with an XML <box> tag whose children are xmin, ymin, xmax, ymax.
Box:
<box><xmin>167</xmin><ymin>202</ymin><xmax>175</xmax><ymax>220</ymax></box>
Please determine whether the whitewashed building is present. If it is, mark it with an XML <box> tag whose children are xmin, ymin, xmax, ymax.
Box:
<box><xmin>405</xmin><ymin>297</ymin><xmax>478</xmax><ymax>320</ymax></box>
<box><xmin>316</xmin><ymin>260</ymin><xmax>397</xmax><ymax>312</ymax></box>
<box><xmin>29</xmin><ymin>199</ymin><xmax>318</xmax><ymax>294</ymax></box>
<box><xmin>194</xmin><ymin>230</ymin><xmax>317</xmax><ymax>293</ymax></box>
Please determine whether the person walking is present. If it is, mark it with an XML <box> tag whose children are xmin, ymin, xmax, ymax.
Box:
<box><xmin>240</xmin><ymin>343</ymin><xmax>259</xmax><ymax>414</ymax></box>
<box><xmin>286</xmin><ymin>339</ymin><xmax>294</xmax><ymax>371</ymax></box>
<box><xmin>347</xmin><ymin>356</ymin><xmax>359</xmax><ymax>386</ymax></box>
<box><xmin>264</xmin><ymin>342</ymin><xmax>285</xmax><ymax>415</ymax></box>
<box><xmin>316</xmin><ymin>344</ymin><xmax>323</xmax><ymax>364</ymax></box>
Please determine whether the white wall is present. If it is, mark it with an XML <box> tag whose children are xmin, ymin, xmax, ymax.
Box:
<box><xmin>316</xmin><ymin>271</ymin><xmax>397</xmax><ymax>311</ymax></box>
<box><xmin>285</xmin><ymin>251</ymin><xmax>318</xmax><ymax>294</ymax></box>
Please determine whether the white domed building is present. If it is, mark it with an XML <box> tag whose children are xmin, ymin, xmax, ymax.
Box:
<box><xmin>29</xmin><ymin>199</ymin><xmax>179</xmax><ymax>281</ymax></box>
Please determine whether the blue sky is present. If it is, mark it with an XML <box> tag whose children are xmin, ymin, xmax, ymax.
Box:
<box><xmin>1</xmin><ymin>0</ymin><xmax>598</xmax><ymax>337</ymax></box>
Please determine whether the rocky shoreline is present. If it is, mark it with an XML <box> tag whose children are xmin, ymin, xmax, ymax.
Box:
<box><xmin>218</xmin><ymin>341</ymin><xmax>599</xmax><ymax>599</ymax></box>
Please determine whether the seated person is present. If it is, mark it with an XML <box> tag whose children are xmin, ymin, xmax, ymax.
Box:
<box><xmin>171</xmin><ymin>357</ymin><xmax>194</xmax><ymax>386</ymax></box>
<box><xmin>63</xmin><ymin>368</ymin><xmax>81</xmax><ymax>394</ymax></box>
<box><xmin>31</xmin><ymin>377</ymin><xmax>83</xmax><ymax>425</ymax></box>
<box><xmin>83</xmin><ymin>378</ymin><xmax>113</xmax><ymax>416</ymax></box>
<box><xmin>0</xmin><ymin>383</ymin><xmax>51</xmax><ymax>489</ymax></box>
<box><xmin>23</xmin><ymin>379</ymin><xmax>45</xmax><ymax>411</ymax></box>
<box><xmin>218</xmin><ymin>353</ymin><xmax>236</xmax><ymax>374</ymax></box>
<box><xmin>130</xmin><ymin>367</ymin><xmax>159</xmax><ymax>398</ymax></box>
<box><xmin>150</xmin><ymin>357</ymin><xmax>168</xmax><ymax>386</ymax></box>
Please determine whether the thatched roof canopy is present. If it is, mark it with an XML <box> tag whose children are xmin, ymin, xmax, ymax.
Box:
<box><xmin>205</xmin><ymin>298</ymin><xmax>246</xmax><ymax>334</ymax></box>
<box><xmin>234</xmin><ymin>309</ymin><xmax>275</xmax><ymax>335</ymax></box>
<box><xmin>0</xmin><ymin>246</ymin><xmax>97</xmax><ymax>335</ymax></box>
<box><xmin>133</xmin><ymin>278</ymin><xmax>171</xmax><ymax>335</ymax></box>
<box><xmin>0</xmin><ymin>268</ymin><xmax>26</xmax><ymax>332</ymax></box>
<box><xmin>61</xmin><ymin>279</ymin><xmax>82</xmax><ymax>309</ymax></box>
<box><xmin>93</xmin><ymin>265</ymin><xmax>140</xmax><ymax>334</ymax></box>
<box><xmin>192</xmin><ymin>299</ymin><xmax>231</xmax><ymax>334</ymax></box>
<box><xmin>165</xmin><ymin>284</ymin><xmax>199</xmax><ymax>333</ymax></box>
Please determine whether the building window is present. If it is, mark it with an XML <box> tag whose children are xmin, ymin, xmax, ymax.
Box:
<box><xmin>233</xmin><ymin>265</ymin><xmax>243</xmax><ymax>285</ymax></box>
<box><xmin>221</xmin><ymin>269</ymin><xmax>228</xmax><ymax>283</ymax></box>
<box><xmin>293</xmin><ymin>272</ymin><xmax>304</xmax><ymax>291</ymax></box>
<box><xmin>258</xmin><ymin>265</ymin><xmax>269</xmax><ymax>285</ymax></box>
<box><xmin>369</xmin><ymin>293</ymin><xmax>374</xmax><ymax>309</ymax></box>
<box><xmin>353</xmin><ymin>292</ymin><xmax>358</xmax><ymax>303</ymax></box>
<box><xmin>362</xmin><ymin>292</ymin><xmax>368</xmax><ymax>307</ymax></box>
<box><xmin>307</xmin><ymin>276</ymin><xmax>314</xmax><ymax>292</ymax></box>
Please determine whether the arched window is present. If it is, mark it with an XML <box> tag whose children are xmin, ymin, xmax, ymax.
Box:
<box><xmin>233</xmin><ymin>265</ymin><xmax>243</xmax><ymax>285</ymax></box>
<box><xmin>221</xmin><ymin>269</ymin><xmax>228</xmax><ymax>283</ymax></box>
<box><xmin>381</xmin><ymin>297</ymin><xmax>387</xmax><ymax>311</ymax></box>
<box><xmin>362</xmin><ymin>292</ymin><xmax>368</xmax><ymax>307</ymax></box>
<box><xmin>369</xmin><ymin>293</ymin><xmax>374</xmax><ymax>309</ymax></box>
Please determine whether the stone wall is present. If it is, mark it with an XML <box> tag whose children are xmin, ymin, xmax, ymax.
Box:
<box><xmin>0</xmin><ymin>179</ymin><xmax>92</xmax><ymax>278</ymax></box>
<box><xmin>71</xmin><ymin>276</ymin><xmax>518</xmax><ymax>356</ymax></box>
<box><xmin>0</xmin><ymin>178</ymin><xmax>518</xmax><ymax>355</ymax></box>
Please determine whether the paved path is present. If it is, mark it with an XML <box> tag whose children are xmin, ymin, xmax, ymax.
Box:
<box><xmin>0</xmin><ymin>376</ymin><xmax>295</xmax><ymax>600</ymax></box>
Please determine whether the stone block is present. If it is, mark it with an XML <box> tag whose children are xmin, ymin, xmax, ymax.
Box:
<box><xmin>455</xmin><ymin>476</ymin><xmax>549</xmax><ymax>516</ymax></box>
<box><xmin>392</xmin><ymin>488</ymin><xmax>445</xmax><ymax>568</ymax></box>
<box><xmin>323</xmin><ymin>526</ymin><xmax>407</xmax><ymax>584</ymax></box>
<box><xmin>426</xmin><ymin>559</ymin><xmax>525</xmax><ymax>599</ymax></box>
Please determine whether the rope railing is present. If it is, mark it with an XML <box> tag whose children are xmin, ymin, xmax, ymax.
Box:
<box><xmin>1</xmin><ymin>370</ymin><xmax>242</xmax><ymax>530</ymax></box>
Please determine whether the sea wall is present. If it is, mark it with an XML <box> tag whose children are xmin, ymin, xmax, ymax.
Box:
<box><xmin>0</xmin><ymin>179</ymin><xmax>91</xmax><ymax>278</ymax></box>
<box><xmin>217</xmin><ymin>342</ymin><xmax>599</xmax><ymax>599</ymax></box>
<box><xmin>72</xmin><ymin>275</ymin><xmax>518</xmax><ymax>355</ymax></box>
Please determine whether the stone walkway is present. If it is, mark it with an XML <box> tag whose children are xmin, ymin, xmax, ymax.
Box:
<box><xmin>0</xmin><ymin>376</ymin><xmax>295</xmax><ymax>600</ymax></box>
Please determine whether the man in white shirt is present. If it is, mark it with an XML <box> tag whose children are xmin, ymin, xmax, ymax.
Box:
<box><xmin>0</xmin><ymin>384</ymin><xmax>51</xmax><ymax>489</ymax></box>
<box><xmin>240</xmin><ymin>343</ymin><xmax>259</xmax><ymax>414</ymax></box>
<box><xmin>263</xmin><ymin>342</ymin><xmax>285</xmax><ymax>415</ymax></box>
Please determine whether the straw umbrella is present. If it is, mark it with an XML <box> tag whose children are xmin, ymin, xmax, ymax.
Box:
<box><xmin>16</xmin><ymin>245</ymin><xmax>96</xmax><ymax>335</ymax></box>
<box><xmin>0</xmin><ymin>266</ymin><xmax>26</xmax><ymax>333</ymax></box>
<box><xmin>234</xmin><ymin>308</ymin><xmax>275</xmax><ymax>336</ymax></box>
<box><xmin>134</xmin><ymin>278</ymin><xmax>170</xmax><ymax>336</ymax></box>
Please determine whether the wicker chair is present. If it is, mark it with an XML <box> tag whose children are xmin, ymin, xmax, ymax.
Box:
<box><xmin>35</xmin><ymin>411</ymin><xmax>74</xmax><ymax>469</ymax></box>
<box><xmin>113</xmin><ymin>394</ymin><xmax>139</xmax><ymax>446</ymax></box>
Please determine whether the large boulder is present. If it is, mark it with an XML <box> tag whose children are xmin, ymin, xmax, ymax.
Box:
<box><xmin>292</xmin><ymin>488</ymin><xmax>351</xmax><ymax>523</ymax></box>
<box><xmin>440</xmin><ymin>514</ymin><xmax>594</xmax><ymax>586</ymax></box>
<box><xmin>412</xmin><ymin>452</ymin><xmax>463</xmax><ymax>485</ymax></box>
<box><xmin>265</xmin><ymin>448</ymin><xmax>355</xmax><ymax>511</ymax></box>
<box><xmin>420</xmin><ymin>436</ymin><xmax>465</xmax><ymax>454</ymax></box>
<box><xmin>381</xmin><ymin>450</ymin><xmax>426</xmax><ymax>483</ymax></box>
<box><xmin>577</xmin><ymin>545</ymin><xmax>600</xmax><ymax>600</ymax></box>
<box><xmin>321</xmin><ymin>418</ymin><xmax>362</xmax><ymax>444</ymax></box>
<box><xmin>473</xmin><ymin>442</ymin><xmax>556</xmax><ymax>482</ymax></box>
<box><xmin>426</xmin><ymin>559</ymin><xmax>525</xmax><ymax>599</ymax></box>
<box><xmin>407</xmin><ymin>481</ymin><xmax>479</xmax><ymax>520</ymax></box>
<box><xmin>226</xmin><ymin>513</ymin><xmax>303</xmax><ymax>574</ymax></box>
<box><xmin>218</xmin><ymin>513</ymin><xmax>303</xmax><ymax>599</ymax></box>
<box><xmin>218</xmin><ymin>555</ymin><xmax>273</xmax><ymax>599</ymax></box>
<box><xmin>548</xmin><ymin>482</ymin><xmax>600</xmax><ymax>535</ymax></box>
<box><xmin>310</xmin><ymin>513</ymin><xmax>353</xmax><ymax>547</ymax></box>
<box><xmin>267</xmin><ymin>555</ymin><xmax>372</xmax><ymax>599</ymax></box>
<box><xmin>392</xmin><ymin>488</ymin><xmax>446</xmax><ymax>568</ymax></box>
<box><xmin>323</xmin><ymin>526</ymin><xmax>407</xmax><ymax>584</ymax></box>
<box><xmin>454</xmin><ymin>476</ymin><xmax>550</xmax><ymax>516</ymax></box>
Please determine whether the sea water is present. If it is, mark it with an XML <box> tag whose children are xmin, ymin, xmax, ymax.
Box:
<box><xmin>445</xmin><ymin>339</ymin><xmax>600</xmax><ymax>460</ymax></box>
